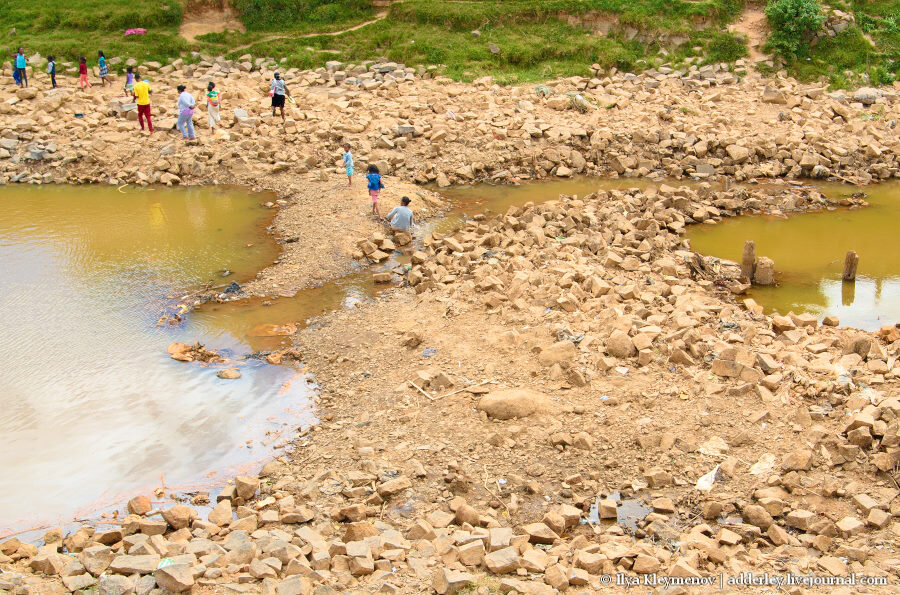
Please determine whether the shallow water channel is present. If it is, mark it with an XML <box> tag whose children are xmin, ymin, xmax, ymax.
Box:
<box><xmin>0</xmin><ymin>185</ymin><xmax>316</xmax><ymax>534</ymax></box>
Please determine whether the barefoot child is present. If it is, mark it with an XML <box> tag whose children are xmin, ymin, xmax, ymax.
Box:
<box><xmin>366</xmin><ymin>164</ymin><xmax>384</xmax><ymax>218</ymax></box>
<box><xmin>343</xmin><ymin>144</ymin><xmax>353</xmax><ymax>187</ymax></box>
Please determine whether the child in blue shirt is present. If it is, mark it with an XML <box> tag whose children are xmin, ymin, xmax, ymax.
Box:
<box><xmin>47</xmin><ymin>55</ymin><xmax>56</xmax><ymax>88</ymax></box>
<box><xmin>366</xmin><ymin>164</ymin><xmax>384</xmax><ymax>218</ymax></box>
<box><xmin>343</xmin><ymin>143</ymin><xmax>353</xmax><ymax>187</ymax></box>
<box><xmin>14</xmin><ymin>47</ymin><xmax>27</xmax><ymax>88</ymax></box>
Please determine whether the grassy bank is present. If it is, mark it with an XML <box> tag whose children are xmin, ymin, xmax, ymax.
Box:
<box><xmin>205</xmin><ymin>0</ymin><xmax>749</xmax><ymax>84</ymax></box>
<box><xmin>0</xmin><ymin>0</ymin><xmax>188</xmax><ymax>65</ymax></box>
<box><xmin>3</xmin><ymin>0</ymin><xmax>894</xmax><ymax>88</ymax></box>
<box><xmin>775</xmin><ymin>0</ymin><xmax>899</xmax><ymax>87</ymax></box>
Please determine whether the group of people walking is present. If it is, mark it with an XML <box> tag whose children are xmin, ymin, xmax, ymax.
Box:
<box><xmin>12</xmin><ymin>47</ymin><xmax>111</xmax><ymax>91</ymax></box>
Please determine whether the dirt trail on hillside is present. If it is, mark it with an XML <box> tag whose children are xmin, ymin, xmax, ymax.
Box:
<box><xmin>227</xmin><ymin>12</ymin><xmax>388</xmax><ymax>54</ymax></box>
<box><xmin>729</xmin><ymin>4</ymin><xmax>769</xmax><ymax>63</ymax></box>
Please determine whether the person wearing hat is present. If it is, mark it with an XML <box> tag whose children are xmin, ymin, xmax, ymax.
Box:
<box><xmin>270</xmin><ymin>72</ymin><xmax>291</xmax><ymax>122</ymax></box>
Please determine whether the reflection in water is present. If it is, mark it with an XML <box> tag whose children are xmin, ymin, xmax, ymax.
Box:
<box><xmin>0</xmin><ymin>185</ymin><xmax>314</xmax><ymax>533</ymax></box>
<box><xmin>687</xmin><ymin>181</ymin><xmax>900</xmax><ymax>330</ymax></box>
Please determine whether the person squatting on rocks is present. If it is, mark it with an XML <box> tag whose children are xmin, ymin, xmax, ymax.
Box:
<box><xmin>132</xmin><ymin>74</ymin><xmax>153</xmax><ymax>133</ymax></box>
<box><xmin>270</xmin><ymin>72</ymin><xmax>290</xmax><ymax>122</ymax></box>
<box><xmin>343</xmin><ymin>143</ymin><xmax>354</xmax><ymax>187</ymax></box>
<box><xmin>98</xmin><ymin>50</ymin><xmax>110</xmax><ymax>87</ymax></box>
<box><xmin>366</xmin><ymin>164</ymin><xmax>384</xmax><ymax>219</ymax></box>
<box><xmin>385</xmin><ymin>196</ymin><xmax>414</xmax><ymax>231</ymax></box>
<box><xmin>176</xmin><ymin>84</ymin><xmax>197</xmax><ymax>141</ymax></box>
<box><xmin>14</xmin><ymin>47</ymin><xmax>27</xmax><ymax>88</ymax></box>
<box><xmin>78</xmin><ymin>56</ymin><xmax>92</xmax><ymax>91</ymax></box>
<box><xmin>206</xmin><ymin>81</ymin><xmax>222</xmax><ymax>129</ymax></box>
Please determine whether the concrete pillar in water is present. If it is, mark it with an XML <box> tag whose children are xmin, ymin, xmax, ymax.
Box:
<box><xmin>842</xmin><ymin>250</ymin><xmax>859</xmax><ymax>281</ymax></box>
<box><xmin>741</xmin><ymin>240</ymin><xmax>756</xmax><ymax>280</ymax></box>
<box><xmin>753</xmin><ymin>256</ymin><xmax>776</xmax><ymax>285</ymax></box>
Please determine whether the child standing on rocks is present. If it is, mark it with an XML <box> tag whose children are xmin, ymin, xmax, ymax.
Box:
<box><xmin>46</xmin><ymin>56</ymin><xmax>56</xmax><ymax>89</ymax></box>
<box><xmin>14</xmin><ymin>47</ymin><xmax>27</xmax><ymax>88</ymax></box>
<box><xmin>78</xmin><ymin>57</ymin><xmax>91</xmax><ymax>91</ymax></box>
<box><xmin>343</xmin><ymin>143</ymin><xmax>354</xmax><ymax>187</ymax></box>
<box><xmin>97</xmin><ymin>51</ymin><xmax>109</xmax><ymax>87</ymax></box>
<box><xmin>366</xmin><ymin>164</ymin><xmax>384</xmax><ymax>219</ymax></box>
<box><xmin>123</xmin><ymin>66</ymin><xmax>134</xmax><ymax>97</ymax></box>
<box><xmin>206</xmin><ymin>81</ymin><xmax>222</xmax><ymax>129</ymax></box>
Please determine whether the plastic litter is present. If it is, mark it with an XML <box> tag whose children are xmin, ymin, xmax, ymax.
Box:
<box><xmin>125</xmin><ymin>28</ymin><xmax>147</xmax><ymax>36</ymax></box>
<box><xmin>157</xmin><ymin>557</ymin><xmax>174</xmax><ymax>569</ymax></box>
<box><xmin>695</xmin><ymin>465</ymin><xmax>720</xmax><ymax>492</ymax></box>
<box><xmin>421</xmin><ymin>347</ymin><xmax>437</xmax><ymax>358</ymax></box>
<box><xmin>535</xmin><ymin>85</ymin><xmax>552</xmax><ymax>98</ymax></box>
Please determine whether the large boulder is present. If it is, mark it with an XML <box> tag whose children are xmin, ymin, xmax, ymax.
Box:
<box><xmin>477</xmin><ymin>388</ymin><xmax>551</xmax><ymax>420</ymax></box>
<box><xmin>606</xmin><ymin>330</ymin><xmax>635</xmax><ymax>358</ymax></box>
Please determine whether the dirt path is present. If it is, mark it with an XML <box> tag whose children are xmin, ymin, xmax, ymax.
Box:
<box><xmin>729</xmin><ymin>4</ymin><xmax>769</xmax><ymax>63</ymax></box>
<box><xmin>180</xmin><ymin>3</ymin><xmax>246</xmax><ymax>42</ymax></box>
<box><xmin>227</xmin><ymin>12</ymin><xmax>388</xmax><ymax>54</ymax></box>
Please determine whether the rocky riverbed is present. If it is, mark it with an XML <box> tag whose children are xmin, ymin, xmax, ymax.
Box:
<box><xmin>1</xmin><ymin>55</ymin><xmax>899</xmax><ymax>594</ymax></box>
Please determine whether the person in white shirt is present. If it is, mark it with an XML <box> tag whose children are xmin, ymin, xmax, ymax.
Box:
<box><xmin>385</xmin><ymin>196</ymin><xmax>414</xmax><ymax>231</ymax></box>
<box><xmin>176</xmin><ymin>84</ymin><xmax>197</xmax><ymax>141</ymax></box>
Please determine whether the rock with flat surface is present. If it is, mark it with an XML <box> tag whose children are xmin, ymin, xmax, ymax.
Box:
<box><xmin>109</xmin><ymin>554</ymin><xmax>160</xmax><ymax>575</ymax></box>
<box><xmin>154</xmin><ymin>564</ymin><xmax>194</xmax><ymax>592</ymax></box>
<box><xmin>484</xmin><ymin>546</ymin><xmax>519</xmax><ymax>574</ymax></box>
<box><xmin>476</xmin><ymin>388</ymin><xmax>551</xmax><ymax>420</ymax></box>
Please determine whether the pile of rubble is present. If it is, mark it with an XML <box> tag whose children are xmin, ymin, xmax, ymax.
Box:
<box><xmin>1</xmin><ymin>53</ymin><xmax>899</xmax><ymax>189</ymax></box>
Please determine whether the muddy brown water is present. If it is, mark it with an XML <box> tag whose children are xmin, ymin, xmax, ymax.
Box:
<box><xmin>0</xmin><ymin>185</ymin><xmax>316</xmax><ymax>535</ymax></box>
<box><xmin>2</xmin><ymin>176</ymin><xmax>895</xmax><ymax>535</ymax></box>
<box><xmin>687</xmin><ymin>181</ymin><xmax>900</xmax><ymax>331</ymax></box>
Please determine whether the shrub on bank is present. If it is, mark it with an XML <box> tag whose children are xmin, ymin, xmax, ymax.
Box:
<box><xmin>765</xmin><ymin>0</ymin><xmax>826</xmax><ymax>58</ymax></box>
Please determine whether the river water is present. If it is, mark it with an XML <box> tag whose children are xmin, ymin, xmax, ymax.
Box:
<box><xmin>0</xmin><ymin>185</ymin><xmax>315</xmax><ymax>534</ymax></box>
<box><xmin>2</xmin><ymin>176</ymin><xmax>895</xmax><ymax>534</ymax></box>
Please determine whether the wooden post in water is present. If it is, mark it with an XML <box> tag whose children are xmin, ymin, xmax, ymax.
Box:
<box><xmin>741</xmin><ymin>240</ymin><xmax>756</xmax><ymax>280</ymax></box>
<box><xmin>842</xmin><ymin>250</ymin><xmax>859</xmax><ymax>282</ymax></box>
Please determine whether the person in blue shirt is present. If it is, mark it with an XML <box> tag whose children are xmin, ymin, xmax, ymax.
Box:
<box><xmin>46</xmin><ymin>55</ymin><xmax>56</xmax><ymax>88</ymax></box>
<box><xmin>98</xmin><ymin>50</ymin><xmax>109</xmax><ymax>87</ymax></box>
<box><xmin>14</xmin><ymin>47</ymin><xmax>27</xmax><ymax>88</ymax></box>
<box><xmin>366</xmin><ymin>164</ymin><xmax>384</xmax><ymax>218</ymax></box>
<box><xmin>343</xmin><ymin>143</ymin><xmax>354</xmax><ymax>187</ymax></box>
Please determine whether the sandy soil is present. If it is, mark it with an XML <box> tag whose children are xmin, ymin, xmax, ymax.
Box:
<box><xmin>180</xmin><ymin>2</ymin><xmax>245</xmax><ymax>42</ymax></box>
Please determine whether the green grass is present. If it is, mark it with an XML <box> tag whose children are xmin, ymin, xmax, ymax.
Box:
<box><xmin>231</xmin><ymin>0</ymin><xmax>376</xmax><ymax>32</ymax></box>
<box><xmin>390</xmin><ymin>0</ymin><xmax>744</xmax><ymax>35</ymax></box>
<box><xmin>217</xmin><ymin>19</ymin><xmax>658</xmax><ymax>84</ymax></box>
<box><xmin>780</xmin><ymin>0</ymin><xmax>899</xmax><ymax>87</ymax></box>
<box><xmin>0</xmin><ymin>0</ymin><xmax>188</xmax><ymax>65</ymax></box>
<box><xmin>200</xmin><ymin>0</ymin><xmax>749</xmax><ymax>83</ymax></box>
